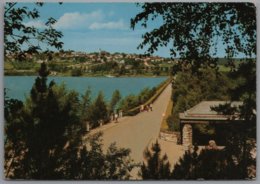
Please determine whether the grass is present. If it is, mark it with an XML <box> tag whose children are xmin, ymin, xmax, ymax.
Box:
<box><xmin>4</xmin><ymin>62</ymin><xmax>14</xmax><ymax>70</ymax></box>
<box><xmin>218</xmin><ymin>65</ymin><xmax>231</xmax><ymax>72</ymax></box>
<box><xmin>160</xmin><ymin>98</ymin><xmax>173</xmax><ymax>131</ymax></box>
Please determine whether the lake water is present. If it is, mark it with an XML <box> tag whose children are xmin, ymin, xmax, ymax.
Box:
<box><xmin>4</xmin><ymin>76</ymin><xmax>167</xmax><ymax>102</ymax></box>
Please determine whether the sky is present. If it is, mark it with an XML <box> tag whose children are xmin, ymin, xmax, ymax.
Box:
<box><xmin>16</xmin><ymin>3</ymin><xmax>244</xmax><ymax>58</ymax></box>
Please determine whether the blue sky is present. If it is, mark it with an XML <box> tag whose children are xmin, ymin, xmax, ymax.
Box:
<box><xmin>17</xmin><ymin>3</ymin><xmax>241</xmax><ymax>58</ymax></box>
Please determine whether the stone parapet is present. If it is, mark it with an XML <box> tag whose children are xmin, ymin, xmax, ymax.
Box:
<box><xmin>159</xmin><ymin>131</ymin><xmax>179</xmax><ymax>143</ymax></box>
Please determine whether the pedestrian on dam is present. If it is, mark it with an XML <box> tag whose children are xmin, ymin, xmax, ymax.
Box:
<box><xmin>150</xmin><ymin>103</ymin><xmax>153</xmax><ymax>111</ymax></box>
<box><xmin>115</xmin><ymin>113</ymin><xmax>118</xmax><ymax>122</ymax></box>
<box><xmin>140</xmin><ymin>104</ymin><xmax>144</xmax><ymax>112</ymax></box>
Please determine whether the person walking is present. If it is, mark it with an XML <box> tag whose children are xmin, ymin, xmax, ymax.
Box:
<box><xmin>140</xmin><ymin>104</ymin><xmax>144</xmax><ymax>112</ymax></box>
<box><xmin>145</xmin><ymin>105</ymin><xmax>149</xmax><ymax>112</ymax></box>
<box><xmin>115</xmin><ymin>113</ymin><xmax>118</xmax><ymax>122</ymax></box>
<box><xmin>119</xmin><ymin>110</ymin><xmax>123</xmax><ymax>118</ymax></box>
<box><xmin>150</xmin><ymin>103</ymin><xmax>153</xmax><ymax>111</ymax></box>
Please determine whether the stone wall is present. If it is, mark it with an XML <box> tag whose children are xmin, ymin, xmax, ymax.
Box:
<box><xmin>159</xmin><ymin>131</ymin><xmax>180</xmax><ymax>144</ymax></box>
<box><xmin>182</xmin><ymin>124</ymin><xmax>193</xmax><ymax>150</ymax></box>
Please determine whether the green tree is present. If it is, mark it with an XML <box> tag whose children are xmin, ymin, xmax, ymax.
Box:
<box><xmin>132</xmin><ymin>3</ymin><xmax>256</xmax><ymax>179</ymax></box>
<box><xmin>117</xmin><ymin>65</ymin><xmax>127</xmax><ymax>76</ymax></box>
<box><xmin>4</xmin><ymin>2</ymin><xmax>137</xmax><ymax>180</ymax></box>
<box><xmin>5</xmin><ymin>63</ymin><xmax>82</xmax><ymax>179</ymax></box>
<box><xmin>80</xmin><ymin>88</ymin><xmax>92</xmax><ymax>123</ymax></box>
<box><xmin>4</xmin><ymin>2</ymin><xmax>63</xmax><ymax>60</ymax></box>
<box><xmin>4</xmin><ymin>90</ymin><xmax>25</xmax><ymax>177</ymax></box>
<box><xmin>171</xmin><ymin>145</ymin><xmax>254</xmax><ymax>180</ymax></box>
<box><xmin>138</xmin><ymin>87</ymin><xmax>154</xmax><ymax>104</ymax></box>
<box><xmin>109</xmin><ymin>90</ymin><xmax>121</xmax><ymax>113</ymax></box>
<box><xmin>71</xmin><ymin>68</ymin><xmax>83</xmax><ymax>76</ymax></box>
<box><xmin>171</xmin><ymin>146</ymin><xmax>199</xmax><ymax>180</ymax></box>
<box><xmin>131</xmin><ymin>3</ymin><xmax>256</xmax><ymax>73</ymax></box>
<box><xmin>60</xmin><ymin>132</ymin><xmax>136</xmax><ymax>180</ymax></box>
<box><xmin>140</xmin><ymin>141</ymin><xmax>171</xmax><ymax>179</ymax></box>
<box><xmin>4</xmin><ymin>64</ymin><xmax>136</xmax><ymax>179</ymax></box>
<box><xmin>119</xmin><ymin>95</ymin><xmax>138</xmax><ymax>112</ymax></box>
<box><xmin>89</xmin><ymin>92</ymin><xmax>108</xmax><ymax>128</ymax></box>
<box><xmin>168</xmin><ymin>68</ymin><xmax>231</xmax><ymax>131</ymax></box>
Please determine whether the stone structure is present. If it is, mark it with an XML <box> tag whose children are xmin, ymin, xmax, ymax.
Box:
<box><xmin>182</xmin><ymin>124</ymin><xmax>193</xmax><ymax>150</ymax></box>
<box><xmin>179</xmin><ymin>101</ymin><xmax>243</xmax><ymax>151</ymax></box>
<box><xmin>159</xmin><ymin>131</ymin><xmax>180</xmax><ymax>143</ymax></box>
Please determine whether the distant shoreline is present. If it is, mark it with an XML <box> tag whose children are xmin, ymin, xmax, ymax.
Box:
<box><xmin>4</xmin><ymin>73</ymin><xmax>169</xmax><ymax>78</ymax></box>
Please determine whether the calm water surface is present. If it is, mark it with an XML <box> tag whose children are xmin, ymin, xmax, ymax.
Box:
<box><xmin>4</xmin><ymin>76</ymin><xmax>167</xmax><ymax>101</ymax></box>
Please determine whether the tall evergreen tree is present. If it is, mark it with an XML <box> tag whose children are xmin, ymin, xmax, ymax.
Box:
<box><xmin>140</xmin><ymin>141</ymin><xmax>171</xmax><ymax>180</ymax></box>
<box><xmin>171</xmin><ymin>145</ymin><xmax>250</xmax><ymax>180</ymax></box>
<box><xmin>89</xmin><ymin>92</ymin><xmax>108</xmax><ymax>128</ymax></box>
<box><xmin>11</xmin><ymin>63</ymin><xmax>82</xmax><ymax>179</ymax></box>
<box><xmin>60</xmin><ymin>132</ymin><xmax>135</xmax><ymax>180</ymax></box>
<box><xmin>109</xmin><ymin>90</ymin><xmax>121</xmax><ymax>113</ymax></box>
<box><xmin>80</xmin><ymin>88</ymin><xmax>92</xmax><ymax>123</ymax></box>
<box><xmin>4</xmin><ymin>63</ymin><xmax>136</xmax><ymax>179</ymax></box>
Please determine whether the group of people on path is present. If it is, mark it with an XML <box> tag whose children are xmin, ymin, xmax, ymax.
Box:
<box><xmin>140</xmin><ymin>103</ymin><xmax>153</xmax><ymax>112</ymax></box>
<box><xmin>110</xmin><ymin>103</ymin><xmax>154</xmax><ymax>123</ymax></box>
<box><xmin>111</xmin><ymin>110</ymin><xmax>123</xmax><ymax>123</ymax></box>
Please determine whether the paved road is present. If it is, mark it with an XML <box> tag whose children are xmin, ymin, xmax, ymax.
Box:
<box><xmin>88</xmin><ymin>84</ymin><xmax>172</xmax><ymax>178</ymax></box>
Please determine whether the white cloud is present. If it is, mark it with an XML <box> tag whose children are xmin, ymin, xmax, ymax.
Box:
<box><xmin>23</xmin><ymin>20</ymin><xmax>46</xmax><ymax>29</ymax></box>
<box><xmin>23</xmin><ymin>10</ymin><xmax>127</xmax><ymax>31</ymax></box>
<box><xmin>53</xmin><ymin>10</ymin><xmax>104</xmax><ymax>30</ymax></box>
<box><xmin>89</xmin><ymin>19</ymin><xmax>127</xmax><ymax>30</ymax></box>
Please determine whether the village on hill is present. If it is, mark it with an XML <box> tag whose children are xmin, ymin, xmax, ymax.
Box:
<box><xmin>5</xmin><ymin>50</ymin><xmax>175</xmax><ymax>77</ymax></box>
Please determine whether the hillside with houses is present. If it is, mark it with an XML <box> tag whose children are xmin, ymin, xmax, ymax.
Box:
<box><xmin>5</xmin><ymin>50</ymin><xmax>175</xmax><ymax>76</ymax></box>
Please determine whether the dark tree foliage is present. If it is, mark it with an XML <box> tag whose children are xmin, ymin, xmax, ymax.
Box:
<box><xmin>4</xmin><ymin>89</ymin><xmax>25</xmax><ymax>177</ymax></box>
<box><xmin>132</xmin><ymin>3</ymin><xmax>256</xmax><ymax>180</ymax></box>
<box><xmin>172</xmin><ymin>145</ymin><xmax>255</xmax><ymax>180</ymax></box>
<box><xmin>140</xmin><ymin>141</ymin><xmax>171</xmax><ymax>180</ymax></box>
<box><xmin>119</xmin><ymin>87</ymin><xmax>156</xmax><ymax>113</ymax></box>
<box><xmin>60</xmin><ymin>132</ymin><xmax>135</xmax><ymax>180</ymax></box>
<box><xmin>131</xmin><ymin>3</ymin><xmax>256</xmax><ymax>73</ymax></box>
<box><xmin>109</xmin><ymin>90</ymin><xmax>121</xmax><ymax>113</ymax></box>
<box><xmin>210</xmin><ymin>60</ymin><xmax>256</xmax><ymax>178</ymax></box>
<box><xmin>4</xmin><ymin>64</ymin><xmax>135</xmax><ymax>179</ymax></box>
<box><xmin>4</xmin><ymin>63</ymin><xmax>82</xmax><ymax>179</ymax></box>
<box><xmin>3</xmin><ymin>2</ymin><xmax>137</xmax><ymax>180</ymax></box>
<box><xmin>168</xmin><ymin>68</ymin><xmax>232</xmax><ymax>131</ymax></box>
<box><xmin>4</xmin><ymin>2</ymin><xmax>63</xmax><ymax>60</ymax></box>
<box><xmin>71</xmin><ymin>68</ymin><xmax>83</xmax><ymax>76</ymax></box>
<box><xmin>140</xmin><ymin>141</ymin><xmax>255</xmax><ymax>180</ymax></box>
<box><xmin>80</xmin><ymin>88</ymin><xmax>92</xmax><ymax>123</ymax></box>
<box><xmin>88</xmin><ymin>92</ymin><xmax>109</xmax><ymax>128</ymax></box>
<box><xmin>171</xmin><ymin>146</ymin><xmax>199</xmax><ymax>180</ymax></box>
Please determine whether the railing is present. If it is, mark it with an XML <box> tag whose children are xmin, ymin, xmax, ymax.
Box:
<box><xmin>124</xmin><ymin>77</ymin><xmax>173</xmax><ymax>116</ymax></box>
